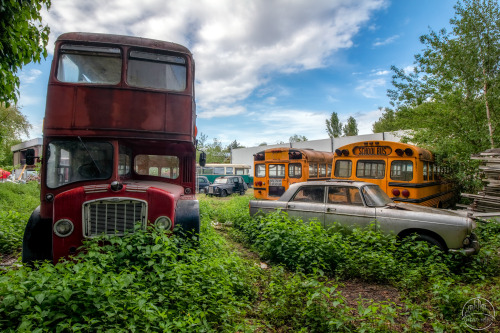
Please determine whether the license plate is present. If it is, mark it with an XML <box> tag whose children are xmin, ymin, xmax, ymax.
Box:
<box><xmin>269</xmin><ymin>179</ymin><xmax>282</xmax><ymax>186</ymax></box>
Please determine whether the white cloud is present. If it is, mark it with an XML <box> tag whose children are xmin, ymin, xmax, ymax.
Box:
<box><xmin>355</xmin><ymin>78</ymin><xmax>386</xmax><ymax>98</ymax></box>
<box><xmin>373</xmin><ymin>34</ymin><xmax>399</xmax><ymax>47</ymax></box>
<box><xmin>42</xmin><ymin>0</ymin><xmax>388</xmax><ymax>117</ymax></box>
<box><xmin>19</xmin><ymin>69</ymin><xmax>43</xmax><ymax>85</ymax></box>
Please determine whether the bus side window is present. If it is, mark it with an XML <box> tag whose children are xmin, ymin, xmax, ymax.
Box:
<box><xmin>423</xmin><ymin>163</ymin><xmax>428</xmax><ymax>181</ymax></box>
<box><xmin>390</xmin><ymin>161</ymin><xmax>413</xmax><ymax>181</ymax></box>
<box><xmin>226</xmin><ymin>167</ymin><xmax>233</xmax><ymax>175</ymax></box>
<box><xmin>319</xmin><ymin>164</ymin><xmax>327</xmax><ymax>177</ymax></box>
<box><xmin>334</xmin><ymin>160</ymin><xmax>352</xmax><ymax>178</ymax></box>
<box><xmin>289</xmin><ymin>163</ymin><xmax>302</xmax><ymax>178</ymax></box>
<box><xmin>309</xmin><ymin>163</ymin><xmax>318</xmax><ymax>178</ymax></box>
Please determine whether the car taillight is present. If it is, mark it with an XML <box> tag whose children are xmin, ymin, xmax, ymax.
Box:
<box><xmin>402</xmin><ymin>189</ymin><xmax>410</xmax><ymax>198</ymax></box>
<box><xmin>392</xmin><ymin>189</ymin><xmax>400</xmax><ymax>196</ymax></box>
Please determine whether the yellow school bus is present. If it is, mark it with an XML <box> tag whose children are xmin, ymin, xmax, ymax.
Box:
<box><xmin>331</xmin><ymin>141</ymin><xmax>455</xmax><ymax>207</ymax></box>
<box><xmin>253</xmin><ymin>148</ymin><xmax>334</xmax><ymax>200</ymax></box>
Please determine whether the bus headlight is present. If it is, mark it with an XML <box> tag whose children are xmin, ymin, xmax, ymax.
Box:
<box><xmin>155</xmin><ymin>216</ymin><xmax>172</xmax><ymax>230</ymax></box>
<box><xmin>54</xmin><ymin>219</ymin><xmax>74</xmax><ymax>237</ymax></box>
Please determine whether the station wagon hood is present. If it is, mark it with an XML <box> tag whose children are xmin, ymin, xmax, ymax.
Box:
<box><xmin>386</xmin><ymin>203</ymin><xmax>469</xmax><ymax>217</ymax></box>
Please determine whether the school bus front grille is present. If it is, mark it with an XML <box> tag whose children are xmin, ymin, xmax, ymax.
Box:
<box><xmin>83</xmin><ymin>199</ymin><xmax>147</xmax><ymax>237</ymax></box>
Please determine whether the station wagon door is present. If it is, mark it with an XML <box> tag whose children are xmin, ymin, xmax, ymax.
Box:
<box><xmin>324</xmin><ymin>185</ymin><xmax>377</xmax><ymax>230</ymax></box>
<box><xmin>285</xmin><ymin>185</ymin><xmax>325</xmax><ymax>225</ymax></box>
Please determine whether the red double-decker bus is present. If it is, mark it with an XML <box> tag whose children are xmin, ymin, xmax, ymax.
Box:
<box><xmin>22</xmin><ymin>32</ymin><xmax>203</xmax><ymax>264</ymax></box>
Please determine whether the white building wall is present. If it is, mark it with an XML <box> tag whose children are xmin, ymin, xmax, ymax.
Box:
<box><xmin>231</xmin><ymin>131</ymin><xmax>404</xmax><ymax>174</ymax></box>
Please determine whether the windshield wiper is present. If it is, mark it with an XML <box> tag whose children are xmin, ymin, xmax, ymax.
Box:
<box><xmin>78</xmin><ymin>136</ymin><xmax>101</xmax><ymax>175</ymax></box>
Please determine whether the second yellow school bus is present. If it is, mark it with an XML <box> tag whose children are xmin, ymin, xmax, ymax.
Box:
<box><xmin>331</xmin><ymin>141</ymin><xmax>456</xmax><ymax>207</ymax></box>
<box><xmin>254</xmin><ymin>148</ymin><xmax>335</xmax><ymax>200</ymax></box>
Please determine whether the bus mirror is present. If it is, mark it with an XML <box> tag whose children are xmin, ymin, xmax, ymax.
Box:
<box><xmin>199</xmin><ymin>151</ymin><xmax>207</xmax><ymax>167</ymax></box>
<box><xmin>25</xmin><ymin>149</ymin><xmax>35</xmax><ymax>165</ymax></box>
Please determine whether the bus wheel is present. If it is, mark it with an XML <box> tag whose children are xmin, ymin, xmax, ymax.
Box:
<box><xmin>22</xmin><ymin>207</ymin><xmax>53</xmax><ymax>265</ymax></box>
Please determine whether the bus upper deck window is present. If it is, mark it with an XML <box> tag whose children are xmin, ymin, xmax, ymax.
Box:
<box><xmin>57</xmin><ymin>45</ymin><xmax>121</xmax><ymax>84</ymax></box>
<box><xmin>127</xmin><ymin>51</ymin><xmax>186</xmax><ymax>91</ymax></box>
<box><xmin>390</xmin><ymin>161</ymin><xmax>413</xmax><ymax>181</ymax></box>
<box><xmin>334</xmin><ymin>160</ymin><xmax>352</xmax><ymax>178</ymax></box>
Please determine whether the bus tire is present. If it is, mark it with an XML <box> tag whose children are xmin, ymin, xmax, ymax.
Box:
<box><xmin>175</xmin><ymin>200</ymin><xmax>200</xmax><ymax>241</ymax></box>
<box><xmin>22</xmin><ymin>206</ymin><xmax>53</xmax><ymax>264</ymax></box>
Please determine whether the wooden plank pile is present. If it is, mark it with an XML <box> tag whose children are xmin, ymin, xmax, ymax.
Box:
<box><xmin>462</xmin><ymin>148</ymin><xmax>500</xmax><ymax>219</ymax></box>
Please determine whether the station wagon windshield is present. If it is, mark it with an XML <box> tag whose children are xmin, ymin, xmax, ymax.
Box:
<box><xmin>361</xmin><ymin>185</ymin><xmax>393</xmax><ymax>207</ymax></box>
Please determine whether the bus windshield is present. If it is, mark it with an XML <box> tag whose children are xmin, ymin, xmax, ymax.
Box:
<box><xmin>361</xmin><ymin>185</ymin><xmax>393</xmax><ymax>207</ymax></box>
<box><xmin>46</xmin><ymin>140</ymin><xmax>113</xmax><ymax>188</ymax></box>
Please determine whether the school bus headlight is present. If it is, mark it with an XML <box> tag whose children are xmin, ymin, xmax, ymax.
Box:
<box><xmin>402</xmin><ymin>189</ymin><xmax>410</xmax><ymax>198</ymax></box>
<box><xmin>155</xmin><ymin>216</ymin><xmax>172</xmax><ymax>230</ymax></box>
<box><xmin>395</xmin><ymin>149</ymin><xmax>404</xmax><ymax>156</ymax></box>
<box><xmin>54</xmin><ymin>219</ymin><xmax>74</xmax><ymax>237</ymax></box>
<box><xmin>342</xmin><ymin>149</ymin><xmax>349</xmax><ymax>156</ymax></box>
<box><xmin>404</xmin><ymin>148</ymin><xmax>413</xmax><ymax>156</ymax></box>
<box><xmin>335</xmin><ymin>149</ymin><xmax>342</xmax><ymax>156</ymax></box>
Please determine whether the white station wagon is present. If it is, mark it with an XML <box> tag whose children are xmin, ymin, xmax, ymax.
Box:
<box><xmin>249</xmin><ymin>180</ymin><xmax>479</xmax><ymax>254</ymax></box>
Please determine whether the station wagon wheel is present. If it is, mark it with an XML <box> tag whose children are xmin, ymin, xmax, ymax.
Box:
<box><xmin>414</xmin><ymin>234</ymin><xmax>446</xmax><ymax>251</ymax></box>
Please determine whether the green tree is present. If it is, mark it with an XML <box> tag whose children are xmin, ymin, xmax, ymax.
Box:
<box><xmin>342</xmin><ymin>116</ymin><xmax>359</xmax><ymax>136</ymax></box>
<box><xmin>0</xmin><ymin>104</ymin><xmax>32</xmax><ymax>166</ymax></box>
<box><xmin>0</xmin><ymin>0</ymin><xmax>51</xmax><ymax>106</ymax></box>
<box><xmin>289</xmin><ymin>134</ymin><xmax>308</xmax><ymax>143</ymax></box>
<box><xmin>326</xmin><ymin>111</ymin><xmax>343</xmax><ymax>138</ymax></box>
<box><xmin>205</xmin><ymin>138</ymin><xmax>229</xmax><ymax>163</ymax></box>
<box><xmin>384</xmin><ymin>0</ymin><xmax>500</xmax><ymax>192</ymax></box>
<box><xmin>372</xmin><ymin>107</ymin><xmax>399</xmax><ymax>133</ymax></box>
<box><xmin>226</xmin><ymin>140</ymin><xmax>244</xmax><ymax>151</ymax></box>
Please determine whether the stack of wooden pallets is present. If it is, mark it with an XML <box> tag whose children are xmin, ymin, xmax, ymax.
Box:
<box><xmin>462</xmin><ymin>148</ymin><xmax>500</xmax><ymax>219</ymax></box>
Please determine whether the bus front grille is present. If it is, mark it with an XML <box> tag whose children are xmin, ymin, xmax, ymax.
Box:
<box><xmin>83</xmin><ymin>198</ymin><xmax>147</xmax><ymax>237</ymax></box>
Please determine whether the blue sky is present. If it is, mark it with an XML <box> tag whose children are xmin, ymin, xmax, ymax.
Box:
<box><xmin>17</xmin><ymin>0</ymin><xmax>457</xmax><ymax>147</ymax></box>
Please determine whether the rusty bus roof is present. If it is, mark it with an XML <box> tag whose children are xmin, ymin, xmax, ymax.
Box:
<box><xmin>260</xmin><ymin>147</ymin><xmax>335</xmax><ymax>162</ymax></box>
<box><xmin>56</xmin><ymin>32</ymin><xmax>192</xmax><ymax>55</ymax></box>
<box><xmin>336</xmin><ymin>140</ymin><xmax>434</xmax><ymax>161</ymax></box>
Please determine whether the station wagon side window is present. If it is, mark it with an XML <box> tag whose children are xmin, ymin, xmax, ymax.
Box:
<box><xmin>292</xmin><ymin>186</ymin><xmax>325</xmax><ymax>203</ymax></box>
<box><xmin>327</xmin><ymin>186</ymin><xmax>363</xmax><ymax>205</ymax></box>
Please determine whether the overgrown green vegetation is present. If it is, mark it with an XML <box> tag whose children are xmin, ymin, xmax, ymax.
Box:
<box><xmin>0</xmin><ymin>181</ymin><xmax>39</xmax><ymax>255</ymax></box>
<box><xmin>219</xmin><ymin>196</ymin><xmax>500</xmax><ymax>331</ymax></box>
<box><xmin>0</xmin><ymin>186</ymin><xmax>498</xmax><ymax>331</ymax></box>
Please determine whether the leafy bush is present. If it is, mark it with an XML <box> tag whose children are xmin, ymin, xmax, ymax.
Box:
<box><xmin>0</xmin><ymin>222</ymin><xmax>259</xmax><ymax>332</ymax></box>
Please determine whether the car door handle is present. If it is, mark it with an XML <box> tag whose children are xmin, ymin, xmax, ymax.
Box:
<box><xmin>326</xmin><ymin>208</ymin><xmax>336</xmax><ymax>212</ymax></box>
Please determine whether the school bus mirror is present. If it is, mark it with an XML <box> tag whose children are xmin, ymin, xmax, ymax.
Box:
<box><xmin>199</xmin><ymin>151</ymin><xmax>207</xmax><ymax>167</ymax></box>
<box><xmin>25</xmin><ymin>148</ymin><xmax>35</xmax><ymax>165</ymax></box>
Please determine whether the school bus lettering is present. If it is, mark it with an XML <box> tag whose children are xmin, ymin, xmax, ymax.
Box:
<box><xmin>353</xmin><ymin>146</ymin><xmax>392</xmax><ymax>156</ymax></box>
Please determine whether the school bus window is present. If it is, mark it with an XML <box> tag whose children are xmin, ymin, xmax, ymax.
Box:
<box><xmin>289</xmin><ymin>163</ymin><xmax>302</xmax><ymax>178</ymax></box>
<box><xmin>356</xmin><ymin>160</ymin><xmax>385</xmax><ymax>179</ymax></box>
<box><xmin>390</xmin><ymin>161</ymin><xmax>413</xmax><ymax>181</ymax></box>
<box><xmin>423</xmin><ymin>163</ymin><xmax>428</xmax><ymax>181</ymax></box>
<box><xmin>214</xmin><ymin>167</ymin><xmax>225</xmax><ymax>174</ymax></box>
<box><xmin>255</xmin><ymin>164</ymin><xmax>266</xmax><ymax>177</ymax></box>
<box><xmin>309</xmin><ymin>163</ymin><xmax>318</xmax><ymax>177</ymax></box>
<box><xmin>334</xmin><ymin>160</ymin><xmax>352</xmax><ymax>178</ymax></box>
<box><xmin>327</xmin><ymin>164</ymin><xmax>332</xmax><ymax>177</ymax></box>
<box><xmin>269</xmin><ymin>164</ymin><xmax>285</xmax><ymax>178</ymax></box>
<box><xmin>319</xmin><ymin>164</ymin><xmax>327</xmax><ymax>177</ymax></box>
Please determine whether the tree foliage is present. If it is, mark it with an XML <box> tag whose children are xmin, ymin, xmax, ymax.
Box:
<box><xmin>342</xmin><ymin>116</ymin><xmax>359</xmax><ymax>137</ymax></box>
<box><xmin>0</xmin><ymin>104</ymin><xmax>31</xmax><ymax>166</ymax></box>
<box><xmin>326</xmin><ymin>111</ymin><xmax>343</xmax><ymax>138</ymax></box>
<box><xmin>289</xmin><ymin>134</ymin><xmax>308</xmax><ymax>143</ymax></box>
<box><xmin>0</xmin><ymin>0</ymin><xmax>51</xmax><ymax>106</ymax></box>
<box><xmin>374</xmin><ymin>0</ymin><xmax>500</xmax><ymax>192</ymax></box>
